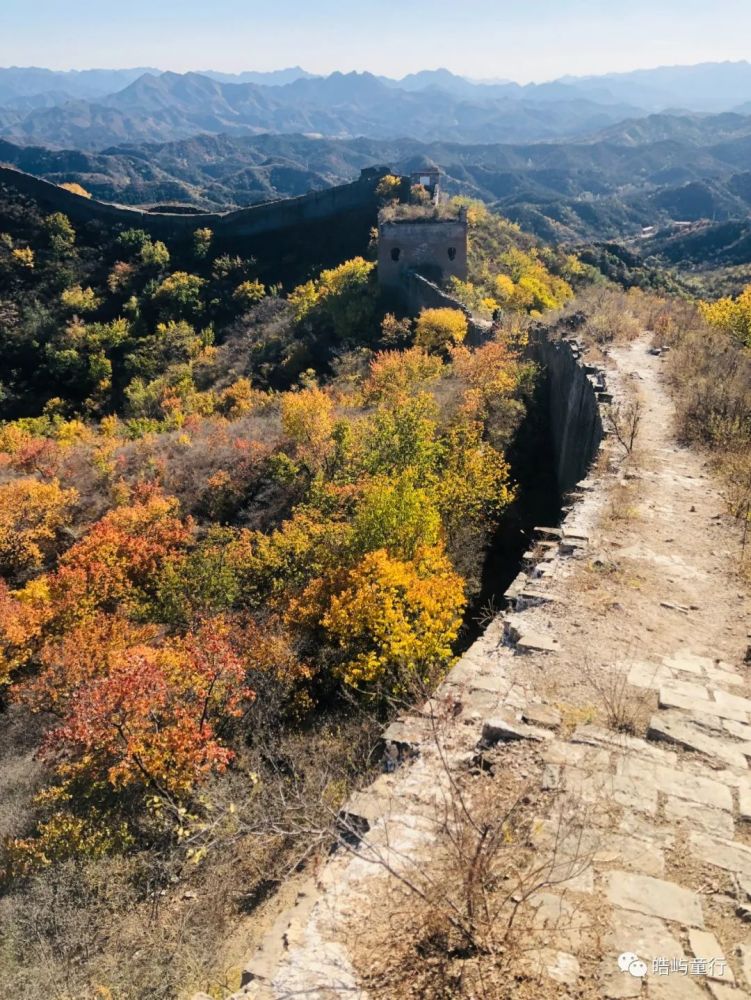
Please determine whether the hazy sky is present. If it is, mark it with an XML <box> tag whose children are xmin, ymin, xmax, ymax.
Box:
<box><xmin>2</xmin><ymin>0</ymin><xmax>750</xmax><ymax>82</ymax></box>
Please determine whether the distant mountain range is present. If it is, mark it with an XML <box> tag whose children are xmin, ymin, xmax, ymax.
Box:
<box><xmin>2</xmin><ymin>112</ymin><xmax>751</xmax><ymax>244</ymax></box>
<box><xmin>2</xmin><ymin>61</ymin><xmax>751</xmax><ymax>152</ymax></box>
<box><xmin>0</xmin><ymin>69</ymin><xmax>644</xmax><ymax>149</ymax></box>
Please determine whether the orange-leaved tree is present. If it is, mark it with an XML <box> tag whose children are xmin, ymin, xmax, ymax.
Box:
<box><xmin>39</xmin><ymin>617</ymin><xmax>253</xmax><ymax>798</ymax></box>
<box><xmin>51</xmin><ymin>486</ymin><xmax>192</xmax><ymax>617</ymax></box>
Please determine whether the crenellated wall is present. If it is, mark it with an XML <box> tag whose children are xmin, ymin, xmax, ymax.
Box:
<box><xmin>0</xmin><ymin>163</ymin><xmax>390</xmax><ymax>241</ymax></box>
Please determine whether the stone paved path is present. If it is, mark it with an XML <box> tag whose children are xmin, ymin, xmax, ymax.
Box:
<box><xmin>221</xmin><ymin>337</ymin><xmax>751</xmax><ymax>1000</ymax></box>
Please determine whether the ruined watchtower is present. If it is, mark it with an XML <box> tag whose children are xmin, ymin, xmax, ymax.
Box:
<box><xmin>377</xmin><ymin>170</ymin><xmax>468</xmax><ymax>290</ymax></box>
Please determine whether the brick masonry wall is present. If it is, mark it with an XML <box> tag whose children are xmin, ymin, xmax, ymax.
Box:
<box><xmin>378</xmin><ymin>217</ymin><xmax>468</xmax><ymax>287</ymax></box>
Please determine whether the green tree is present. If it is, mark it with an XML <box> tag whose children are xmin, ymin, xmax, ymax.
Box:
<box><xmin>151</xmin><ymin>272</ymin><xmax>206</xmax><ymax>321</ymax></box>
<box><xmin>44</xmin><ymin>213</ymin><xmax>76</xmax><ymax>256</ymax></box>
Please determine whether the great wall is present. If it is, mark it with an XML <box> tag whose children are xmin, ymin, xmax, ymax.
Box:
<box><xmin>202</xmin><ymin>329</ymin><xmax>751</xmax><ymax>999</ymax></box>
<box><xmin>3</xmin><ymin>161</ymin><xmax>749</xmax><ymax>997</ymax></box>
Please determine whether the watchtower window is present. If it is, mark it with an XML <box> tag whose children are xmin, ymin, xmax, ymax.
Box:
<box><xmin>391</xmin><ymin>247</ymin><xmax>401</xmax><ymax>262</ymax></box>
<box><xmin>447</xmin><ymin>247</ymin><xmax>457</xmax><ymax>261</ymax></box>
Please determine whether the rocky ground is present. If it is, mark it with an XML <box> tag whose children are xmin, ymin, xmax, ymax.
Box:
<box><xmin>201</xmin><ymin>336</ymin><xmax>751</xmax><ymax>1000</ymax></box>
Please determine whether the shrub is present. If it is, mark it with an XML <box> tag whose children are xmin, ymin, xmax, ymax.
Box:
<box><xmin>323</xmin><ymin>544</ymin><xmax>465</xmax><ymax>695</ymax></box>
<box><xmin>414</xmin><ymin>308</ymin><xmax>468</xmax><ymax>352</ymax></box>
<box><xmin>0</xmin><ymin>478</ymin><xmax>78</xmax><ymax>578</ymax></box>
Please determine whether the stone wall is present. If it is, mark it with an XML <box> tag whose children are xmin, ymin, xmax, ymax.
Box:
<box><xmin>528</xmin><ymin>327</ymin><xmax>605</xmax><ymax>495</ymax></box>
<box><xmin>378</xmin><ymin>214</ymin><xmax>468</xmax><ymax>287</ymax></box>
<box><xmin>0</xmin><ymin>163</ymin><xmax>390</xmax><ymax>242</ymax></box>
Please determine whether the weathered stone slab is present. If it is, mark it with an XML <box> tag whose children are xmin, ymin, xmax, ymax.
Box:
<box><xmin>688</xmin><ymin>929</ymin><xmax>734</xmax><ymax>984</ymax></box>
<box><xmin>648</xmin><ymin>975</ymin><xmax>708</xmax><ymax>999</ymax></box>
<box><xmin>648</xmin><ymin>711</ymin><xmax>750</xmax><ymax>769</ymax></box>
<box><xmin>504</xmin><ymin>571</ymin><xmax>528</xmax><ymax>602</ymax></box>
<box><xmin>593</xmin><ymin>833</ymin><xmax>666</xmax><ymax>877</ymax></box>
<box><xmin>737</xmin><ymin>944</ymin><xmax>751</xmax><ymax>990</ymax></box>
<box><xmin>707</xmin><ymin>665</ymin><xmax>744</xmax><ymax>688</ymax></box>
<box><xmin>724</xmin><ymin>719</ymin><xmax>751</xmax><ymax>743</ymax></box>
<box><xmin>602</xmin><ymin>910</ymin><xmax>685</xmax><ymax>999</ymax></box>
<box><xmin>689</xmin><ymin>832</ymin><xmax>751</xmax><ymax>878</ymax></box>
<box><xmin>616</xmin><ymin>756</ymin><xmax>734</xmax><ymax>810</ymax></box>
<box><xmin>739</xmin><ymin>784</ymin><xmax>751</xmax><ymax>823</ymax></box>
<box><xmin>529</xmin><ymin>891</ymin><xmax>588</xmax><ymax>951</ymax></box>
<box><xmin>664</xmin><ymin>795</ymin><xmax>734</xmax><ymax>839</ymax></box>
<box><xmin>564</xmin><ymin>766</ymin><xmax>658</xmax><ymax>816</ymax></box>
<box><xmin>707</xmin><ymin>984</ymin><xmax>751</xmax><ymax>1000</ymax></box>
<box><xmin>713</xmin><ymin>688</ymin><xmax>751</xmax><ymax>716</ymax></box>
<box><xmin>543</xmin><ymin>949</ymin><xmax>580</xmax><ymax>986</ymax></box>
<box><xmin>522</xmin><ymin>703</ymin><xmax>562</xmax><ymax>730</ymax></box>
<box><xmin>605</xmin><ymin>871</ymin><xmax>704</xmax><ymax>926</ymax></box>
<box><xmin>467</xmin><ymin>672</ymin><xmax>511</xmax><ymax>696</ymax></box>
<box><xmin>659</xmin><ymin>687</ymin><xmax>749</xmax><ymax>723</ymax></box>
<box><xmin>518</xmin><ymin>588</ymin><xmax>561</xmax><ymax>607</ymax></box>
<box><xmin>572</xmin><ymin>724</ymin><xmax>678</xmax><ymax>762</ymax></box>
<box><xmin>534</xmin><ymin>526</ymin><xmax>562</xmax><ymax>539</ymax></box>
<box><xmin>382</xmin><ymin>719</ymin><xmax>427</xmax><ymax>751</ymax></box>
<box><xmin>662</xmin><ymin>653</ymin><xmax>706</xmax><ymax>676</ymax></box>
<box><xmin>459</xmin><ymin>687</ymin><xmax>504</xmax><ymax>718</ymax></box>
<box><xmin>661</xmin><ymin>678</ymin><xmax>710</xmax><ymax>701</ymax></box>
<box><xmin>481</xmin><ymin>717</ymin><xmax>553</xmax><ymax>745</ymax></box>
<box><xmin>543</xmin><ymin>741</ymin><xmax>611</xmax><ymax>769</ymax></box>
<box><xmin>628</xmin><ymin>660</ymin><xmax>674</xmax><ymax>689</ymax></box>
<box><xmin>515</xmin><ymin>631</ymin><xmax>559</xmax><ymax>654</ymax></box>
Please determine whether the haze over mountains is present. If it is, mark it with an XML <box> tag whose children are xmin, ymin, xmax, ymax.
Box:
<box><xmin>3</xmin><ymin>61</ymin><xmax>751</xmax><ymax>150</ymax></box>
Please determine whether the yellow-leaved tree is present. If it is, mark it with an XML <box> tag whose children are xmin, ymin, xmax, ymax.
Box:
<box><xmin>281</xmin><ymin>386</ymin><xmax>336</xmax><ymax>475</ymax></box>
<box><xmin>59</xmin><ymin>182</ymin><xmax>92</xmax><ymax>199</ymax></box>
<box><xmin>0</xmin><ymin>478</ymin><xmax>78</xmax><ymax>577</ymax></box>
<box><xmin>323</xmin><ymin>544</ymin><xmax>465</xmax><ymax>695</ymax></box>
<box><xmin>700</xmin><ymin>285</ymin><xmax>751</xmax><ymax>348</ymax></box>
<box><xmin>414</xmin><ymin>307</ymin><xmax>468</xmax><ymax>352</ymax></box>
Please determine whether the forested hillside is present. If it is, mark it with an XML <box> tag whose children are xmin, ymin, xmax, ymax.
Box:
<box><xmin>0</xmin><ymin>180</ymin><xmax>587</xmax><ymax>998</ymax></box>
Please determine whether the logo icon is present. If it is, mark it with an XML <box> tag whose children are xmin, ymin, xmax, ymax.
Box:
<box><xmin>618</xmin><ymin>952</ymin><xmax>648</xmax><ymax>978</ymax></box>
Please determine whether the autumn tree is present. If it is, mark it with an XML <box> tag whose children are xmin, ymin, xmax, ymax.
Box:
<box><xmin>700</xmin><ymin>285</ymin><xmax>751</xmax><ymax>347</ymax></box>
<box><xmin>59</xmin><ymin>182</ymin><xmax>92</xmax><ymax>199</ymax></box>
<box><xmin>351</xmin><ymin>471</ymin><xmax>442</xmax><ymax>560</ymax></box>
<box><xmin>376</xmin><ymin>174</ymin><xmax>402</xmax><ymax>204</ymax></box>
<box><xmin>44</xmin><ymin>212</ymin><xmax>76</xmax><ymax>256</ymax></box>
<box><xmin>0</xmin><ymin>478</ymin><xmax>78</xmax><ymax>578</ymax></box>
<box><xmin>323</xmin><ymin>545</ymin><xmax>465</xmax><ymax>695</ymax></box>
<box><xmin>288</xmin><ymin>257</ymin><xmax>377</xmax><ymax>339</ymax></box>
<box><xmin>51</xmin><ymin>488</ymin><xmax>191</xmax><ymax>617</ymax></box>
<box><xmin>281</xmin><ymin>386</ymin><xmax>336</xmax><ymax>475</ymax></box>
<box><xmin>363</xmin><ymin>347</ymin><xmax>443</xmax><ymax>402</ymax></box>
<box><xmin>233</xmin><ymin>279</ymin><xmax>266</xmax><ymax>309</ymax></box>
<box><xmin>39</xmin><ymin>617</ymin><xmax>253</xmax><ymax>798</ymax></box>
<box><xmin>61</xmin><ymin>285</ymin><xmax>101</xmax><ymax>314</ymax></box>
<box><xmin>151</xmin><ymin>271</ymin><xmax>206</xmax><ymax>321</ymax></box>
<box><xmin>414</xmin><ymin>307</ymin><xmax>468</xmax><ymax>352</ymax></box>
<box><xmin>193</xmin><ymin>227</ymin><xmax>213</xmax><ymax>259</ymax></box>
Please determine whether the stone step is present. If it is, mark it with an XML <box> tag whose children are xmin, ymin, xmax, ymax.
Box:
<box><xmin>648</xmin><ymin>711</ymin><xmax>750</xmax><ymax>770</ymax></box>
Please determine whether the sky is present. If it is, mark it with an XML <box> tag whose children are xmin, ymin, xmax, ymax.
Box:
<box><xmin>1</xmin><ymin>0</ymin><xmax>751</xmax><ymax>83</ymax></box>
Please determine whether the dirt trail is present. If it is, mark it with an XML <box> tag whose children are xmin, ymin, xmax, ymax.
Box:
<box><xmin>222</xmin><ymin>336</ymin><xmax>751</xmax><ymax>1000</ymax></box>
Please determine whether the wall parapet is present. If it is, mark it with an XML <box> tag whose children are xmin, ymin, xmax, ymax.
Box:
<box><xmin>0</xmin><ymin>163</ymin><xmax>391</xmax><ymax>241</ymax></box>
